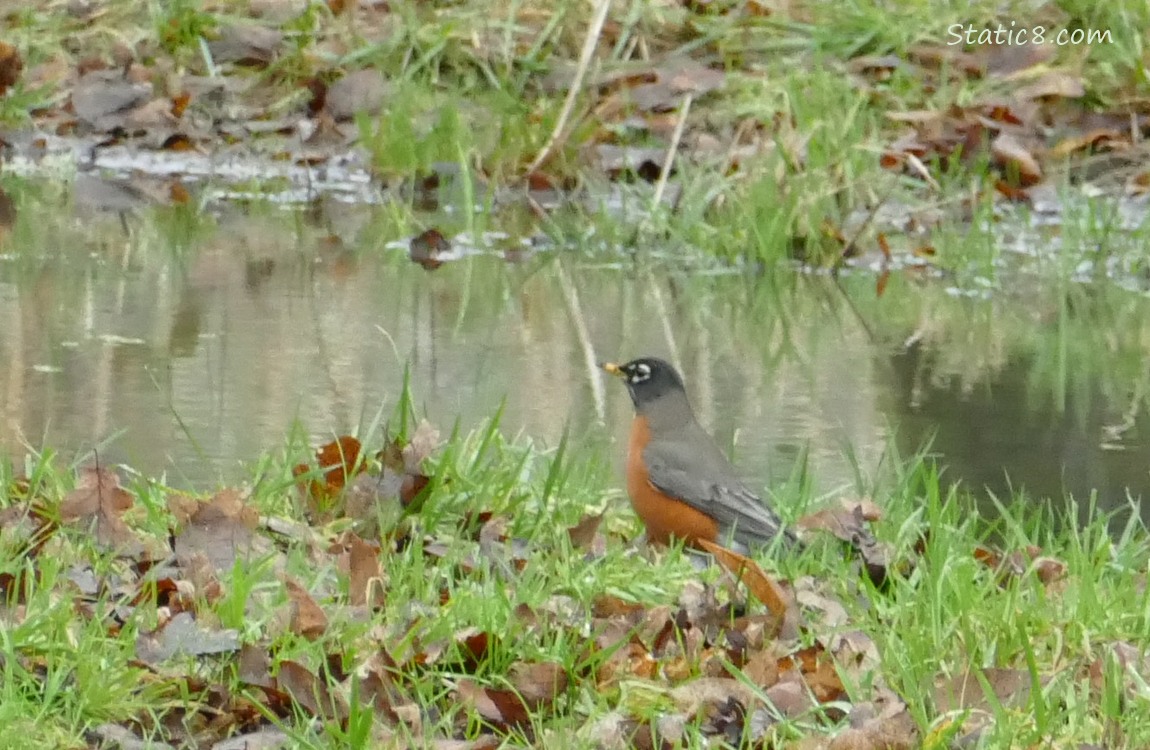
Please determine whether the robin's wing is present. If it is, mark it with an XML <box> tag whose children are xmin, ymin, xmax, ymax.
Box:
<box><xmin>642</xmin><ymin>438</ymin><xmax>801</xmax><ymax>551</ymax></box>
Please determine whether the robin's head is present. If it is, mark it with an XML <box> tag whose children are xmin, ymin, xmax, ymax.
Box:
<box><xmin>601</xmin><ymin>357</ymin><xmax>689</xmax><ymax>414</ymax></box>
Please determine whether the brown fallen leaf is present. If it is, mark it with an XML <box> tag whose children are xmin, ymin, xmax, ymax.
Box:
<box><xmin>59</xmin><ymin>465</ymin><xmax>141</xmax><ymax>551</ymax></box>
<box><xmin>347</xmin><ymin>533</ymin><xmax>384</xmax><ymax>608</ymax></box>
<box><xmin>71</xmin><ymin>70</ymin><xmax>153</xmax><ymax>130</ymax></box>
<box><xmin>510</xmin><ymin>661</ymin><xmax>569</xmax><ymax>709</ymax></box>
<box><xmin>169</xmin><ymin>489</ymin><xmax>263</xmax><ymax>573</ymax></box>
<box><xmin>1014</xmin><ymin>70</ymin><xmax>1085</xmax><ymax>101</ymax></box>
<box><xmin>797</xmin><ymin>501</ymin><xmax>898</xmax><ymax>586</ymax></box>
<box><xmin>828</xmin><ymin>692</ymin><xmax>918</xmax><ymax>750</ymax></box>
<box><xmin>567</xmin><ymin>511</ymin><xmax>606</xmax><ymax>552</ymax></box>
<box><xmin>135</xmin><ymin>611</ymin><xmax>240</xmax><ymax>666</ymax></box>
<box><xmin>973</xmin><ymin>544</ymin><xmax>1067</xmax><ymax>587</ymax></box>
<box><xmin>797</xmin><ymin>498</ymin><xmax>883</xmax><ymax>539</ymax></box>
<box><xmin>0</xmin><ymin>42</ymin><xmax>22</xmax><ymax>95</ymax></box>
<box><xmin>779</xmin><ymin>643</ymin><xmax>847</xmax><ymax>704</ymax></box>
<box><xmin>284</xmin><ymin>578</ymin><xmax>328</xmax><ymax>640</ymax></box>
<box><xmin>932</xmin><ymin>667</ymin><xmax>1039</xmax><ymax>714</ymax></box>
<box><xmin>238</xmin><ymin>643</ymin><xmax>275</xmax><ymax>688</ymax></box>
<box><xmin>457</xmin><ymin>679</ymin><xmax>532</xmax><ymax>728</ymax></box>
<box><xmin>207</xmin><ymin>24</ymin><xmax>284</xmax><ymax>66</ymax></box>
<box><xmin>325</xmin><ymin>68</ymin><xmax>390</xmax><ymax>121</ymax></box>
<box><xmin>991</xmin><ymin>132</ymin><xmax>1042</xmax><ymax>186</ymax></box>
<box><xmin>276</xmin><ymin>660</ymin><xmax>349</xmax><ymax>722</ymax></box>
<box><xmin>409</xmin><ymin>228</ymin><xmax>451</xmax><ymax>270</ymax></box>
<box><xmin>294</xmin><ymin>435</ymin><xmax>364</xmax><ymax>516</ymax></box>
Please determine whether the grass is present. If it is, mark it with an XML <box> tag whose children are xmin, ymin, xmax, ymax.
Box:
<box><xmin>2</xmin><ymin>407</ymin><xmax>1149</xmax><ymax>748</ymax></box>
<box><xmin>1</xmin><ymin>0</ymin><xmax>1149</xmax><ymax>743</ymax></box>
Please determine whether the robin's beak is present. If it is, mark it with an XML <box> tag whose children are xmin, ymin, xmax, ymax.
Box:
<box><xmin>600</xmin><ymin>362</ymin><xmax>625</xmax><ymax>378</ymax></box>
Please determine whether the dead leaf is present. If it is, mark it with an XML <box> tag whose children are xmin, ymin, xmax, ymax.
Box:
<box><xmin>0</xmin><ymin>42</ymin><xmax>22</xmax><ymax>95</ymax></box>
<box><xmin>276</xmin><ymin>660</ymin><xmax>349</xmax><ymax>722</ymax></box>
<box><xmin>85</xmin><ymin>724</ymin><xmax>174</xmax><ymax>750</ymax></box>
<box><xmin>59</xmin><ymin>465</ymin><xmax>140</xmax><ymax>551</ymax></box>
<box><xmin>169</xmin><ymin>489</ymin><xmax>263</xmax><ymax>573</ymax></box>
<box><xmin>797</xmin><ymin>501</ymin><xmax>897</xmax><ymax>586</ymax></box>
<box><xmin>135</xmin><ymin>611</ymin><xmax>240</xmax><ymax>666</ymax></box>
<box><xmin>207</xmin><ymin>24</ymin><xmax>283</xmax><ymax>66</ymax></box>
<box><xmin>457</xmin><ymin>679</ymin><xmax>532</xmax><ymax>727</ymax></box>
<box><xmin>284</xmin><ymin>578</ymin><xmax>328</xmax><ymax>640</ymax></box>
<box><xmin>797</xmin><ymin>498</ymin><xmax>883</xmax><ymax>539</ymax></box>
<box><xmin>973</xmin><ymin>544</ymin><xmax>1067</xmax><ymax>587</ymax></box>
<box><xmin>1014</xmin><ymin>70</ymin><xmax>1085</xmax><ymax>100</ymax></box>
<box><xmin>778</xmin><ymin>643</ymin><xmax>847</xmax><ymax>704</ymax></box>
<box><xmin>347</xmin><ymin>534</ymin><xmax>384</xmax><ymax>608</ymax></box>
<box><xmin>71</xmin><ymin>70</ymin><xmax>152</xmax><ymax>130</ymax></box>
<box><xmin>567</xmin><ymin>512</ymin><xmax>606</xmax><ymax>553</ymax></box>
<box><xmin>211</xmin><ymin>729</ymin><xmax>290</xmax><ymax>750</ymax></box>
<box><xmin>238</xmin><ymin>643</ymin><xmax>274</xmax><ymax>688</ymax></box>
<box><xmin>829</xmin><ymin>693</ymin><xmax>918</xmax><ymax>749</ymax></box>
<box><xmin>991</xmin><ymin>132</ymin><xmax>1042</xmax><ymax>185</ymax></box>
<box><xmin>410</xmin><ymin>228</ymin><xmax>450</xmax><ymax>270</ymax></box>
<box><xmin>510</xmin><ymin>661</ymin><xmax>569</xmax><ymax>709</ymax></box>
<box><xmin>932</xmin><ymin>667</ymin><xmax>1038</xmax><ymax>714</ymax></box>
<box><xmin>325</xmin><ymin>69</ymin><xmax>389</xmax><ymax>121</ymax></box>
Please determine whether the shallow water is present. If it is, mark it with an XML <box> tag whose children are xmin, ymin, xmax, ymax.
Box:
<box><xmin>1</xmin><ymin>176</ymin><xmax>1148</xmax><ymax>527</ymax></box>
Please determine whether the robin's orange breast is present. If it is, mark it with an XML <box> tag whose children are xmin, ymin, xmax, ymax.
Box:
<box><xmin>626</xmin><ymin>415</ymin><xmax>720</xmax><ymax>547</ymax></box>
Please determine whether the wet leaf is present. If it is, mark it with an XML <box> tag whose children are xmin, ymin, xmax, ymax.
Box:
<box><xmin>59</xmin><ymin>465</ymin><xmax>141</xmax><ymax>551</ymax></box>
<box><xmin>410</xmin><ymin>228</ymin><xmax>450</xmax><ymax>270</ymax></box>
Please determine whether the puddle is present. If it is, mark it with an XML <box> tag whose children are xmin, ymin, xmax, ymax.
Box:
<box><xmin>0</xmin><ymin>177</ymin><xmax>1148</xmax><ymax>528</ymax></box>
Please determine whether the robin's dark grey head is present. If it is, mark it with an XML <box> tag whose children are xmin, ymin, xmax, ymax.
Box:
<box><xmin>600</xmin><ymin>357</ymin><xmax>689</xmax><ymax>414</ymax></box>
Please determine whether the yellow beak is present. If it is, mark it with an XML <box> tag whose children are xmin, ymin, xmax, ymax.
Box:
<box><xmin>600</xmin><ymin>362</ymin><xmax>624</xmax><ymax>377</ymax></box>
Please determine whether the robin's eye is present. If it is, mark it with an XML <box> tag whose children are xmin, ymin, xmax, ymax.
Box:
<box><xmin>629</xmin><ymin>363</ymin><xmax>651</xmax><ymax>383</ymax></box>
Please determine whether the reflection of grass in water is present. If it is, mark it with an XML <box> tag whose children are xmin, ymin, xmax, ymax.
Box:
<box><xmin>858</xmin><ymin>272</ymin><xmax>1150</xmax><ymax>421</ymax></box>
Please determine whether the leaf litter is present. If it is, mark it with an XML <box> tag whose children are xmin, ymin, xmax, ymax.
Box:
<box><xmin>0</xmin><ymin>407</ymin><xmax>1130</xmax><ymax>741</ymax></box>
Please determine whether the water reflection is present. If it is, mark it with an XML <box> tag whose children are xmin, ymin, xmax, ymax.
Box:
<box><xmin>0</xmin><ymin>178</ymin><xmax>1147</xmax><ymax>525</ymax></box>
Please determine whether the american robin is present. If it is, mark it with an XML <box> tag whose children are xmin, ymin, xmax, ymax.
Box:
<box><xmin>601</xmin><ymin>357</ymin><xmax>801</xmax><ymax>554</ymax></box>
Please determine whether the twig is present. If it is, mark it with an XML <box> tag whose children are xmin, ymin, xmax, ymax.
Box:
<box><xmin>650</xmin><ymin>92</ymin><xmax>693</xmax><ymax>214</ymax></box>
<box><xmin>525</xmin><ymin>0</ymin><xmax>613</xmax><ymax>174</ymax></box>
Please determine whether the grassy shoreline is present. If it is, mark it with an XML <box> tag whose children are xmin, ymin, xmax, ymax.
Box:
<box><xmin>2</xmin><ymin>0</ymin><xmax>1148</xmax><ymax>269</ymax></box>
<box><xmin>2</xmin><ymin>417</ymin><xmax>1148</xmax><ymax>748</ymax></box>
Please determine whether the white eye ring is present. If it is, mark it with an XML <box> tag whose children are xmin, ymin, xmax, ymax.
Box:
<box><xmin>629</xmin><ymin>363</ymin><xmax>651</xmax><ymax>383</ymax></box>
